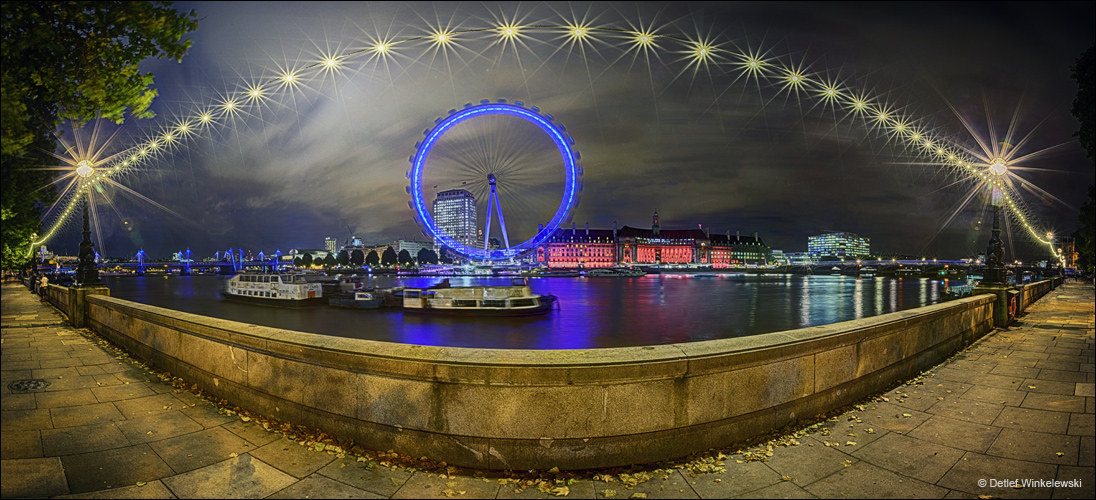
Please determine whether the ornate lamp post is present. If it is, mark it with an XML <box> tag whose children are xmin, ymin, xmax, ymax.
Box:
<box><xmin>982</xmin><ymin>195</ymin><xmax>1006</xmax><ymax>285</ymax></box>
<box><xmin>74</xmin><ymin>197</ymin><xmax>102</xmax><ymax>287</ymax></box>
<box><xmin>973</xmin><ymin>158</ymin><xmax>1015</xmax><ymax>327</ymax></box>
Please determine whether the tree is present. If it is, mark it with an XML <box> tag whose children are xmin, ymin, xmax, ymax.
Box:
<box><xmin>417</xmin><ymin>247</ymin><xmax>438</xmax><ymax>265</ymax></box>
<box><xmin>301</xmin><ymin>253</ymin><xmax>313</xmax><ymax>268</ymax></box>
<box><xmin>337</xmin><ymin>250</ymin><xmax>349</xmax><ymax>267</ymax></box>
<box><xmin>1070</xmin><ymin>46</ymin><xmax>1094</xmax><ymax>163</ymax></box>
<box><xmin>293</xmin><ymin>256</ymin><xmax>302</xmax><ymax>268</ymax></box>
<box><xmin>1076</xmin><ymin>185</ymin><xmax>1095</xmax><ymax>274</ymax></box>
<box><xmin>323</xmin><ymin>253</ymin><xmax>337</xmax><ymax>268</ymax></box>
<box><xmin>1</xmin><ymin>2</ymin><xmax>199</xmax><ymax>271</ymax></box>
<box><xmin>398</xmin><ymin>249</ymin><xmax>413</xmax><ymax>266</ymax></box>
<box><xmin>2</xmin><ymin>2</ymin><xmax>199</xmax><ymax>156</ymax></box>
<box><xmin>381</xmin><ymin>247</ymin><xmax>397</xmax><ymax>267</ymax></box>
<box><xmin>365</xmin><ymin>250</ymin><xmax>379</xmax><ymax>267</ymax></box>
<box><xmin>351</xmin><ymin>249</ymin><xmax>365</xmax><ymax>267</ymax></box>
<box><xmin>1070</xmin><ymin>46</ymin><xmax>1095</xmax><ymax>274</ymax></box>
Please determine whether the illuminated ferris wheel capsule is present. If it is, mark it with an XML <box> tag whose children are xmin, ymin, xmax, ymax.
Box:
<box><xmin>407</xmin><ymin>101</ymin><xmax>583</xmax><ymax>261</ymax></box>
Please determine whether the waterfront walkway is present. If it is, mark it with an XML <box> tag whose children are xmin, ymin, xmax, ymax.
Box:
<box><xmin>2</xmin><ymin>281</ymin><xmax>1092</xmax><ymax>499</ymax></box>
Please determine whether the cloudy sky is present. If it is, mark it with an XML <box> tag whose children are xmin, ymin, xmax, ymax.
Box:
<box><xmin>47</xmin><ymin>1</ymin><xmax>1095</xmax><ymax>261</ymax></box>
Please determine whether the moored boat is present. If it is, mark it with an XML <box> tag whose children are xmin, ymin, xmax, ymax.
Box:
<box><xmin>402</xmin><ymin>278</ymin><xmax>556</xmax><ymax>316</ymax></box>
<box><xmin>328</xmin><ymin>290</ymin><xmax>383</xmax><ymax>309</ymax></box>
<box><xmin>520</xmin><ymin>268</ymin><xmax>580</xmax><ymax>278</ymax></box>
<box><xmin>583</xmin><ymin>267</ymin><xmax>646</xmax><ymax>277</ymax></box>
<box><xmin>221</xmin><ymin>272</ymin><xmax>325</xmax><ymax>307</ymax></box>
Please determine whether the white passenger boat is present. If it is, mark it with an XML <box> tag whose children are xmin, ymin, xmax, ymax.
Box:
<box><xmin>583</xmin><ymin>267</ymin><xmax>646</xmax><ymax>277</ymax></box>
<box><xmin>221</xmin><ymin>273</ymin><xmax>325</xmax><ymax>307</ymax></box>
<box><xmin>402</xmin><ymin>278</ymin><xmax>557</xmax><ymax>316</ymax></box>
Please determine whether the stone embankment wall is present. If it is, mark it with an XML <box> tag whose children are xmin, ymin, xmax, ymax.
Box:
<box><xmin>81</xmin><ymin>287</ymin><xmax>1012</xmax><ymax>470</ymax></box>
<box><xmin>1021</xmin><ymin>277</ymin><xmax>1059</xmax><ymax>310</ymax></box>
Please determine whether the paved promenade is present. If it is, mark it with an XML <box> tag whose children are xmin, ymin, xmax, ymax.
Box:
<box><xmin>2</xmin><ymin>281</ymin><xmax>1092</xmax><ymax>499</ymax></box>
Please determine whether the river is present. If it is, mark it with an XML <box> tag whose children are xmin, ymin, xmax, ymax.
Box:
<box><xmin>99</xmin><ymin>273</ymin><xmax>948</xmax><ymax>349</ymax></box>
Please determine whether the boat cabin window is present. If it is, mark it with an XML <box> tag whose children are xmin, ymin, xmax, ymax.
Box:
<box><xmin>482</xmin><ymin>299</ymin><xmax>507</xmax><ymax>308</ymax></box>
<box><xmin>453</xmin><ymin>299</ymin><xmax>477</xmax><ymax>307</ymax></box>
<box><xmin>405</xmin><ymin>291</ymin><xmax>420</xmax><ymax>299</ymax></box>
<box><xmin>510</xmin><ymin>298</ymin><xmax>536</xmax><ymax>307</ymax></box>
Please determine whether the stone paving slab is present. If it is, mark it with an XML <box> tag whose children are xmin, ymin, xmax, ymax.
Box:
<box><xmin>3</xmin><ymin>281</ymin><xmax>1093</xmax><ymax>498</ymax></box>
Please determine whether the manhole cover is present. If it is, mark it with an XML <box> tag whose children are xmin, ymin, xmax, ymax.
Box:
<box><xmin>8</xmin><ymin>379</ymin><xmax>50</xmax><ymax>392</ymax></box>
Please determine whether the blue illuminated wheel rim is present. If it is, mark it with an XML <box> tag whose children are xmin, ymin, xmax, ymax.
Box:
<box><xmin>407</xmin><ymin>100</ymin><xmax>582</xmax><ymax>261</ymax></box>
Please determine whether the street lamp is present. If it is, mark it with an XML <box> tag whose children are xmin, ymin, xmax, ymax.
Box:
<box><xmin>982</xmin><ymin>160</ymin><xmax>1008</xmax><ymax>285</ymax></box>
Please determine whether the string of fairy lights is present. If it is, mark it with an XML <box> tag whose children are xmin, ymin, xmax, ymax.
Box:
<box><xmin>32</xmin><ymin>18</ymin><xmax>1067</xmax><ymax>267</ymax></box>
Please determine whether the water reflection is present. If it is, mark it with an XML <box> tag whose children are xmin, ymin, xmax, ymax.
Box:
<box><xmin>101</xmin><ymin>274</ymin><xmax>949</xmax><ymax>350</ymax></box>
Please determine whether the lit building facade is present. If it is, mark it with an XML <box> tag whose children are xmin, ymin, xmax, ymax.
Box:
<box><xmin>536</xmin><ymin>222</ymin><xmax>617</xmax><ymax>269</ymax></box>
<box><xmin>709</xmin><ymin>231</ymin><xmax>770</xmax><ymax>267</ymax></box>
<box><xmin>808</xmin><ymin>232</ymin><xmax>870</xmax><ymax>259</ymax></box>
<box><xmin>617</xmin><ymin>212</ymin><xmax>708</xmax><ymax>265</ymax></box>
<box><xmin>532</xmin><ymin>212</ymin><xmax>770</xmax><ymax>269</ymax></box>
<box><xmin>433</xmin><ymin>189</ymin><xmax>477</xmax><ymax>251</ymax></box>
<box><xmin>324</xmin><ymin>237</ymin><xmax>338</xmax><ymax>253</ymax></box>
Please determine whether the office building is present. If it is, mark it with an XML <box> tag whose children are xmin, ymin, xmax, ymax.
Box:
<box><xmin>433</xmin><ymin>189</ymin><xmax>477</xmax><ymax>251</ymax></box>
<box><xmin>808</xmin><ymin>232</ymin><xmax>871</xmax><ymax>259</ymax></box>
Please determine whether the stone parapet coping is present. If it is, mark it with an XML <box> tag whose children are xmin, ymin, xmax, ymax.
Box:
<box><xmin>85</xmin><ymin>290</ymin><xmax>1000</xmax><ymax>469</ymax></box>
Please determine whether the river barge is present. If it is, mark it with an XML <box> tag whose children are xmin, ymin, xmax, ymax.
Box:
<box><xmin>401</xmin><ymin>278</ymin><xmax>556</xmax><ymax>316</ymax></box>
<box><xmin>220</xmin><ymin>273</ymin><xmax>326</xmax><ymax>307</ymax></box>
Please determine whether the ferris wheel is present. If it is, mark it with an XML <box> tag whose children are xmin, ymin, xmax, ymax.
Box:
<box><xmin>407</xmin><ymin>100</ymin><xmax>583</xmax><ymax>261</ymax></box>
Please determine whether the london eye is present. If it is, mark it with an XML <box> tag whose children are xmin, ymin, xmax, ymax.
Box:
<box><xmin>407</xmin><ymin>100</ymin><xmax>583</xmax><ymax>261</ymax></box>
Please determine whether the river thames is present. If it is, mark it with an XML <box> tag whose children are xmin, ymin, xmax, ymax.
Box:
<box><xmin>99</xmin><ymin>273</ymin><xmax>952</xmax><ymax>349</ymax></box>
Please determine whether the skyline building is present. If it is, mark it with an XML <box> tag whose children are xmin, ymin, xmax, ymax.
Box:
<box><xmin>324</xmin><ymin>237</ymin><xmax>338</xmax><ymax>253</ymax></box>
<box><xmin>433</xmin><ymin>189</ymin><xmax>478</xmax><ymax>251</ymax></box>
<box><xmin>808</xmin><ymin>232</ymin><xmax>871</xmax><ymax>259</ymax></box>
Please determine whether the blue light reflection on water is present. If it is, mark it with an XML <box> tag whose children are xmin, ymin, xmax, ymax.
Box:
<box><xmin>100</xmin><ymin>274</ymin><xmax>949</xmax><ymax>350</ymax></box>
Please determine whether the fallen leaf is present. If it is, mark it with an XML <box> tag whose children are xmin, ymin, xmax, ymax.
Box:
<box><xmin>1056</xmin><ymin>452</ymin><xmax>1065</xmax><ymax>457</ymax></box>
<box><xmin>841</xmin><ymin>460</ymin><xmax>853</xmax><ymax>467</ymax></box>
<box><xmin>229</xmin><ymin>452</ymin><xmax>238</xmax><ymax>458</ymax></box>
<box><xmin>602</xmin><ymin>490</ymin><xmax>617</xmax><ymax>498</ymax></box>
<box><xmin>628</xmin><ymin>494</ymin><xmax>645</xmax><ymax>499</ymax></box>
<box><xmin>549</xmin><ymin>486</ymin><xmax>570</xmax><ymax>496</ymax></box>
<box><xmin>136</xmin><ymin>482</ymin><xmax>146</xmax><ymax>487</ymax></box>
<box><xmin>846</xmin><ymin>441</ymin><xmax>857</xmax><ymax>446</ymax></box>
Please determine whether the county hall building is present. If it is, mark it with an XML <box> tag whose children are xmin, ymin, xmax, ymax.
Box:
<box><xmin>533</xmin><ymin>211</ymin><xmax>770</xmax><ymax>269</ymax></box>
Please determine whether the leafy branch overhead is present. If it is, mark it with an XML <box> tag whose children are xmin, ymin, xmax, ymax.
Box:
<box><xmin>1</xmin><ymin>1</ymin><xmax>199</xmax><ymax>156</ymax></box>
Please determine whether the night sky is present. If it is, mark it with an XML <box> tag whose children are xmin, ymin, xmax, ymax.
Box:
<box><xmin>45</xmin><ymin>2</ymin><xmax>1095</xmax><ymax>262</ymax></box>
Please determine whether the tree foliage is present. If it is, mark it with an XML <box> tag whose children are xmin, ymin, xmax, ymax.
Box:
<box><xmin>1070</xmin><ymin>46</ymin><xmax>1095</xmax><ymax>163</ymax></box>
<box><xmin>1070</xmin><ymin>46</ymin><xmax>1095</xmax><ymax>274</ymax></box>
<box><xmin>1076</xmin><ymin>185</ymin><xmax>1095</xmax><ymax>273</ymax></box>
<box><xmin>1</xmin><ymin>2</ymin><xmax>199</xmax><ymax>271</ymax></box>
<box><xmin>2</xmin><ymin>2</ymin><xmax>200</xmax><ymax>155</ymax></box>
<box><xmin>417</xmin><ymin>247</ymin><xmax>438</xmax><ymax>265</ymax></box>
<box><xmin>337</xmin><ymin>249</ymin><xmax>349</xmax><ymax>267</ymax></box>
<box><xmin>351</xmin><ymin>249</ymin><xmax>365</xmax><ymax>267</ymax></box>
<box><xmin>301</xmin><ymin>253</ymin><xmax>313</xmax><ymax>267</ymax></box>
<box><xmin>381</xmin><ymin>247</ymin><xmax>397</xmax><ymax>267</ymax></box>
<box><xmin>397</xmin><ymin>249</ymin><xmax>413</xmax><ymax>266</ymax></box>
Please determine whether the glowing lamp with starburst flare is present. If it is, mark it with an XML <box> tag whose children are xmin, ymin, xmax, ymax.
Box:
<box><xmin>989</xmin><ymin>158</ymin><xmax>1008</xmax><ymax>176</ymax></box>
<box><xmin>75</xmin><ymin>160</ymin><xmax>94</xmax><ymax>178</ymax></box>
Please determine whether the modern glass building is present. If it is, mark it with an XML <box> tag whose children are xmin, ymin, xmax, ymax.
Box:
<box><xmin>433</xmin><ymin>189</ymin><xmax>478</xmax><ymax>250</ymax></box>
<box><xmin>807</xmin><ymin>232</ymin><xmax>871</xmax><ymax>259</ymax></box>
